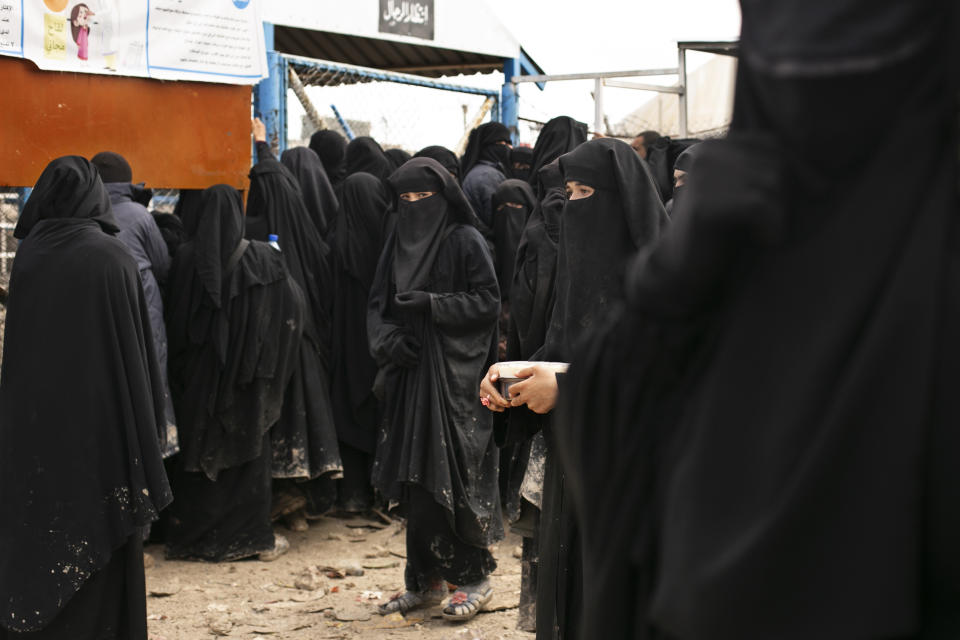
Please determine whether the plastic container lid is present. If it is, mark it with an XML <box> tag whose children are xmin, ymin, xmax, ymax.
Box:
<box><xmin>268</xmin><ymin>234</ymin><xmax>279</xmax><ymax>242</ymax></box>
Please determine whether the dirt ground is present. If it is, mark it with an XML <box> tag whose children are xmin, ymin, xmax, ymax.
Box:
<box><xmin>145</xmin><ymin>514</ymin><xmax>534</xmax><ymax>640</ymax></box>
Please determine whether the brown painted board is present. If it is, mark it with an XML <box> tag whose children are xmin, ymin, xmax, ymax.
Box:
<box><xmin>0</xmin><ymin>56</ymin><xmax>252</xmax><ymax>190</ymax></box>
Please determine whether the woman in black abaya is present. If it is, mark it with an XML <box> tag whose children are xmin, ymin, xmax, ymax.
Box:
<box><xmin>310</xmin><ymin>129</ymin><xmax>348</xmax><ymax>189</ymax></box>
<box><xmin>526</xmin><ymin>116</ymin><xmax>588</xmax><ymax>185</ymax></box>
<box><xmin>0</xmin><ymin>157</ymin><xmax>172</xmax><ymax>639</ymax></box>
<box><xmin>246</xmin><ymin>147</ymin><xmax>342</xmax><ymax>498</ymax></box>
<box><xmin>368</xmin><ymin>158</ymin><xmax>502</xmax><ymax>621</ymax></box>
<box><xmin>329</xmin><ymin>172</ymin><xmax>390</xmax><ymax>513</ymax></box>
<box><xmin>481</xmin><ymin>139</ymin><xmax>666</xmax><ymax>639</ymax></box>
<box><xmin>164</xmin><ymin>185</ymin><xmax>304</xmax><ymax>562</ymax></box>
<box><xmin>345</xmin><ymin>136</ymin><xmax>392</xmax><ymax>183</ymax></box>
<box><xmin>281</xmin><ymin>146</ymin><xmax>339</xmax><ymax>239</ymax></box>
<box><xmin>558</xmin><ymin>2</ymin><xmax>960</xmax><ymax>639</ymax></box>
<box><xmin>415</xmin><ymin>145</ymin><xmax>462</xmax><ymax>183</ymax></box>
<box><xmin>491</xmin><ymin>179</ymin><xmax>537</xmax><ymax>303</ymax></box>
<box><xmin>385</xmin><ymin>148</ymin><xmax>413</xmax><ymax>172</ymax></box>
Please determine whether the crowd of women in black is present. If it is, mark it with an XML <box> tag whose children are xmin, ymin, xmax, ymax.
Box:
<box><xmin>3</xmin><ymin>1</ymin><xmax>960</xmax><ymax>637</ymax></box>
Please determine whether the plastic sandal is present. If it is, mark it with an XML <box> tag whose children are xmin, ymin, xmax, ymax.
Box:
<box><xmin>377</xmin><ymin>587</ymin><xmax>445</xmax><ymax>616</ymax></box>
<box><xmin>441</xmin><ymin>582</ymin><xmax>493</xmax><ymax>622</ymax></box>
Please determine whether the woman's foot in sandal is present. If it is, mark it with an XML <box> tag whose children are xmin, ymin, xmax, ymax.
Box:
<box><xmin>441</xmin><ymin>580</ymin><xmax>493</xmax><ymax>622</ymax></box>
<box><xmin>377</xmin><ymin>585</ymin><xmax>445</xmax><ymax>616</ymax></box>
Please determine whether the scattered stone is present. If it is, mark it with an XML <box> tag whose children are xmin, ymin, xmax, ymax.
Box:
<box><xmin>207</xmin><ymin>615</ymin><xmax>232</xmax><ymax>636</ymax></box>
<box><xmin>147</xmin><ymin>579</ymin><xmax>181</xmax><ymax>598</ymax></box>
<box><xmin>327</xmin><ymin>533</ymin><xmax>344</xmax><ymax>541</ymax></box>
<box><xmin>294</xmin><ymin>566</ymin><xmax>327</xmax><ymax>591</ymax></box>
<box><xmin>343</xmin><ymin>562</ymin><xmax>364</xmax><ymax>576</ymax></box>
<box><xmin>512</xmin><ymin>546</ymin><xmax>523</xmax><ymax>559</ymax></box>
<box><xmin>143</xmin><ymin>552</ymin><xmax>155</xmax><ymax>569</ymax></box>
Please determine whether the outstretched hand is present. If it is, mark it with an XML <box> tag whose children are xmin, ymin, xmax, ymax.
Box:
<box><xmin>252</xmin><ymin>117</ymin><xmax>267</xmax><ymax>143</ymax></box>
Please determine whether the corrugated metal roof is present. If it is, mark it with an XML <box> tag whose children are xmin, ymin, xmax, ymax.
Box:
<box><xmin>275</xmin><ymin>26</ymin><xmax>505</xmax><ymax>77</ymax></box>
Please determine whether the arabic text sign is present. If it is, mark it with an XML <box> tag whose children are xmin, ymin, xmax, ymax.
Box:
<box><xmin>0</xmin><ymin>0</ymin><xmax>22</xmax><ymax>55</ymax></box>
<box><xmin>0</xmin><ymin>0</ymin><xmax>266</xmax><ymax>85</ymax></box>
<box><xmin>379</xmin><ymin>0</ymin><xmax>434</xmax><ymax>41</ymax></box>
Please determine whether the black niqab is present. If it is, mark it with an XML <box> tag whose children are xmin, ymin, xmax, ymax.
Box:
<box><xmin>527</xmin><ymin>116</ymin><xmax>589</xmax><ymax>184</ymax></box>
<box><xmin>461</xmin><ymin>121</ymin><xmax>511</xmax><ymax>177</ymax></box>
<box><xmin>1</xmin><ymin>157</ymin><xmax>171</xmax><ymax>632</ymax></box>
<box><xmin>388</xmin><ymin>157</ymin><xmax>482</xmax><ymax>293</ymax></box>
<box><xmin>335</xmin><ymin>172</ymin><xmax>389</xmax><ymax>291</ymax></box>
<box><xmin>174</xmin><ymin>188</ymin><xmax>204</xmax><ymax>239</ymax></box>
<box><xmin>345</xmin><ymin>136</ymin><xmax>392</xmax><ymax>182</ymax></box>
<box><xmin>416</xmin><ymin>145</ymin><xmax>462</xmax><ymax>183</ymax></box>
<box><xmin>545</xmin><ymin>138</ymin><xmax>667</xmax><ymax>359</ymax></box>
<box><xmin>491</xmin><ymin>179</ymin><xmax>537</xmax><ymax>300</ymax></box>
<box><xmin>309</xmin><ymin>129</ymin><xmax>348</xmax><ymax>187</ymax></box>
<box><xmin>281</xmin><ymin>146</ymin><xmax>339</xmax><ymax>238</ymax></box>
<box><xmin>509</xmin><ymin>146</ymin><xmax>534</xmax><ymax>181</ymax></box>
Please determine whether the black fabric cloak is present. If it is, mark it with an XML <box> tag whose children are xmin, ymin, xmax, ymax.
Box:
<box><xmin>664</xmin><ymin>143</ymin><xmax>702</xmax><ymax>216</ymax></box>
<box><xmin>246</xmin><ymin>154</ymin><xmax>341</xmax><ymax>480</ymax></box>
<box><xmin>644</xmin><ymin>137</ymin><xmax>701</xmax><ymax>203</ymax></box>
<box><xmin>331</xmin><ymin>173</ymin><xmax>389</xmax><ymax>455</ymax></box>
<box><xmin>509</xmin><ymin>146</ymin><xmax>534</xmax><ymax>181</ymax></box>
<box><xmin>0</xmin><ymin>157</ymin><xmax>172</xmax><ymax>634</ymax></box>
<box><xmin>416</xmin><ymin>145</ymin><xmax>462</xmax><ymax>183</ymax></box>
<box><xmin>527</xmin><ymin>116</ymin><xmax>588</xmax><ymax>185</ymax></box>
<box><xmin>559</xmin><ymin>3</ymin><xmax>960</xmax><ymax>639</ymax></box>
<box><xmin>174</xmin><ymin>188</ymin><xmax>204</xmax><ymax>239</ymax></box>
<box><xmin>460</xmin><ymin>121</ymin><xmax>511</xmax><ymax>177</ymax></box>
<box><xmin>165</xmin><ymin>185</ymin><xmax>303</xmax><ymax>561</ymax></box>
<box><xmin>310</xmin><ymin>129</ymin><xmax>348</xmax><ymax>188</ymax></box>
<box><xmin>491</xmin><ymin>179</ymin><xmax>537</xmax><ymax>302</ymax></box>
<box><xmin>385</xmin><ymin>148</ymin><xmax>412</xmax><ymax>171</ymax></box>
<box><xmin>345</xmin><ymin>136</ymin><xmax>392</xmax><ymax>182</ymax></box>
<box><xmin>538</xmin><ymin>139</ymin><xmax>666</xmax><ymax>640</ymax></box>
<box><xmin>368</xmin><ymin>157</ymin><xmax>504</xmax><ymax>547</ymax></box>
<box><xmin>281</xmin><ymin>146</ymin><xmax>339</xmax><ymax>239</ymax></box>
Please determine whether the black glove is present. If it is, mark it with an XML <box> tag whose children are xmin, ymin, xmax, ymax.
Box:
<box><xmin>394</xmin><ymin>290</ymin><xmax>432</xmax><ymax>313</ymax></box>
<box><xmin>389</xmin><ymin>333</ymin><xmax>421</xmax><ymax>369</ymax></box>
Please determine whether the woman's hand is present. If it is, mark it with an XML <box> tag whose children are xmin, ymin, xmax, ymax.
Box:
<box><xmin>479</xmin><ymin>363</ymin><xmax>511</xmax><ymax>413</ymax></box>
<box><xmin>508</xmin><ymin>365</ymin><xmax>558</xmax><ymax>414</ymax></box>
<box><xmin>252</xmin><ymin>117</ymin><xmax>267</xmax><ymax>143</ymax></box>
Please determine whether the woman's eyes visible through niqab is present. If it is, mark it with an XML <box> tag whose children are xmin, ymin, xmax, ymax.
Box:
<box><xmin>565</xmin><ymin>181</ymin><xmax>595</xmax><ymax>201</ymax></box>
<box><xmin>399</xmin><ymin>191</ymin><xmax>437</xmax><ymax>202</ymax></box>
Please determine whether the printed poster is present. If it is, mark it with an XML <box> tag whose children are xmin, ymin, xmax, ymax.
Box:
<box><xmin>1</xmin><ymin>0</ymin><xmax>267</xmax><ymax>85</ymax></box>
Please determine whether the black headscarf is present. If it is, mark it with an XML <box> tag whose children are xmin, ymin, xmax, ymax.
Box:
<box><xmin>527</xmin><ymin>116</ymin><xmax>589</xmax><ymax>184</ymax></box>
<box><xmin>345</xmin><ymin>136</ymin><xmax>392</xmax><ymax>182</ymax></box>
<box><xmin>385</xmin><ymin>148</ymin><xmax>412</xmax><ymax>171</ymax></box>
<box><xmin>174</xmin><ymin>188</ymin><xmax>204</xmax><ymax>239</ymax></box>
<box><xmin>415</xmin><ymin>145</ymin><xmax>462</xmax><ymax>183</ymax></box>
<box><xmin>491</xmin><ymin>179</ymin><xmax>537</xmax><ymax>299</ymax></box>
<box><xmin>309</xmin><ymin>129</ymin><xmax>348</xmax><ymax>187</ymax></box>
<box><xmin>509</xmin><ymin>146</ymin><xmax>534</xmax><ymax>181</ymax></box>
<box><xmin>666</xmin><ymin>142</ymin><xmax>703</xmax><ymax>215</ymax></box>
<box><xmin>166</xmin><ymin>184</ymin><xmax>301</xmax><ymax>480</ymax></box>
<box><xmin>1</xmin><ymin>156</ymin><xmax>171</xmax><ymax>632</ymax></box>
<box><xmin>544</xmin><ymin>138</ymin><xmax>666</xmax><ymax>359</ymax></box>
<box><xmin>246</xmin><ymin>155</ymin><xmax>332</xmax><ymax>354</ymax></box>
<box><xmin>511</xmin><ymin>161</ymin><xmax>565</xmax><ymax>357</ymax></box>
<box><xmin>14</xmin><ymin>156</ymin><xmax>118</xmax><ymax>238</ymax></box>
<box><xmin>461</xmin><ymin>121</ymin><xmax>512</xmax><ymax>177</ymax></box>
<box><xmin>281</xmin><ymin>146</ymin><xmax>339</xmax><ymax>238</ymax></box>
<box><xmin>335</xmin><ymin>172</ymin><xmax>390</xmax><ymax>290</ymax></box>
<box><xmin>388</xmin><ymin>157</ymin><xmax>480</xmax><ymax>293</ymax></box>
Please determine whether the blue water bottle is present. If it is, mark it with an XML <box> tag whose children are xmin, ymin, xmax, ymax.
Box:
<box><xmin>268</xmin><ymin>234</ymin><xmax>281</xmax><ymax>252</ymax></box>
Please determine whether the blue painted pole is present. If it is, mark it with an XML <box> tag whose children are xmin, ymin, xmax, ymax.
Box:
<box><xmin>501</xmin><ymin>58</ymin><xmax>520</xmax><ymax>144</ymax></box>
<box><xmin>330</xmin><ymin>104</ymin><xmax>356</xmax><ymax>140</ymax></box>
<box><xmin>253</xmin><ymin>22</ymin><xmax>287</xmax><ymax>159</ymax></box>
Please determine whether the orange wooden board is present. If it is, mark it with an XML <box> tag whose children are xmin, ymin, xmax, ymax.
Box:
<box><xmin>0</xmin><ymin>56</ymin><xmax>252</xmax><ymax>190</ymax></box>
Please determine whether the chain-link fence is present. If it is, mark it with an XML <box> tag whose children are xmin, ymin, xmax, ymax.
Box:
<box><xmin>283</xmin><ymin>55</ymin><xmax>501</xmax><ymax>155</ymax></box>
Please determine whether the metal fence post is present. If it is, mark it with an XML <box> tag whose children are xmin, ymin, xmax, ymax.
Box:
<box><xmin>678</xmin><ymin>45</ymin><xmax>688</xmax><ymax>138</ymax></box>
<box><xmin>255</xmin><ymin>22</ymin><xmax>288</xmax><ymax>157</ymax></box>
<box><xmin>593</xmin><ymin>77</ymin><xmax>604</xmax><ymax>136</ymax></box>
<box><xmin>501</xmin><ymin>58</ymin><xmax>520</xmax><ymax>143</ymax></box>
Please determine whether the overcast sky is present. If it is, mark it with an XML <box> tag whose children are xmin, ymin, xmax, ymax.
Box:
<box><xmin>485</xmin><ymin>0</ymin><xmax>742</xmax><ymax>73</ymax></box>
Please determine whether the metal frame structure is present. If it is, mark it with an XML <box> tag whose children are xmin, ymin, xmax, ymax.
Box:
<box><xmin>510</xmin><ymin>41</ymin><xmax>738</xmax><ymax>138</ymax></box>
